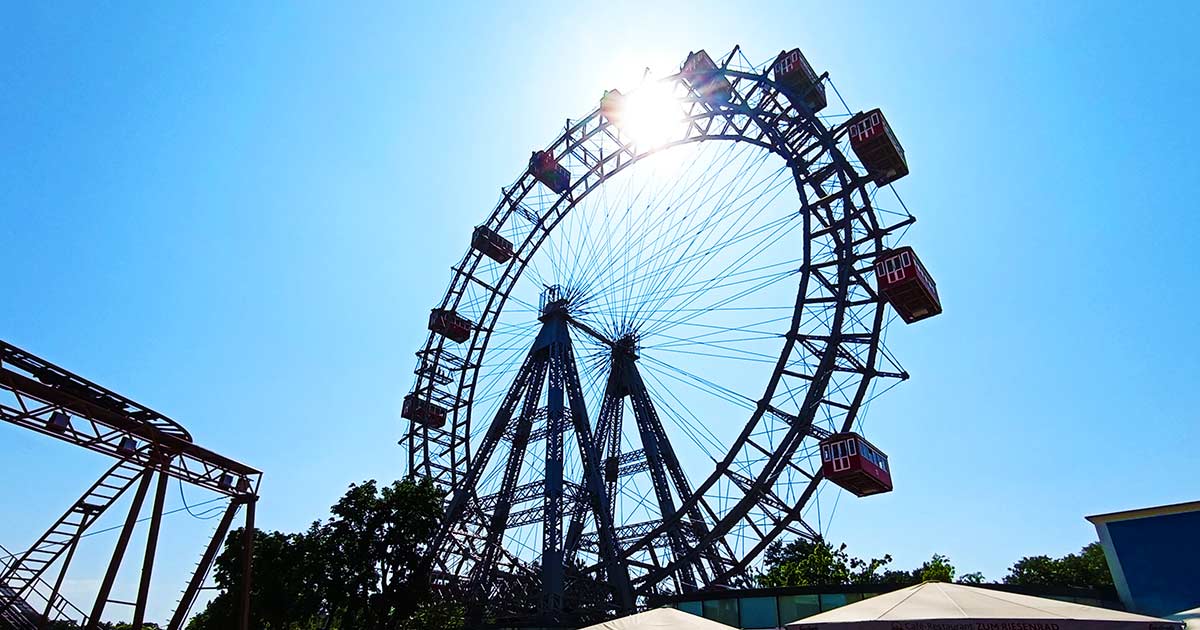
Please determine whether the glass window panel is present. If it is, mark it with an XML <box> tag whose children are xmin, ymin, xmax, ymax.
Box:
<box><xmin>703</xmin><ymin>599</ymin><xmax>739</xmax><ymax>627</ymax></box>
<box><xmin>740</xmin><ymin>596</ymin><xmax>779</xmax><ymax>629</ymax></box>
<box><xmin>678</xmin><ymin>601</ymin><xmax>703</xmax><ymax>617</ymax></box>
<box><xmin>820</xmin><ymin>593</ymin><xmax>849</xmax><ymax>610</ymax></box>
<box><xmin>778</xmin><ymin>594</ymin><xmax>821</xmax><ymax>624</ymax></box>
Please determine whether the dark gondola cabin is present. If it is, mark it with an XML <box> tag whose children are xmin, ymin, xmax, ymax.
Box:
<box><xmin>848</xmin><ymin>109</ymin><xmax>909</xmax><ymax>186</ymax></box>
<box><xmin>529</xmin><ymin>151</ymin><xmax>571</xmax><ymax>194</ymax></box>
<box><xmin>472</xmin><ymin>225</ymin><xmax>514</xmax><ymax>264</ymax></box>
<box><xmin>773</xmin><ymin>48</ymin><xmax>827</xmax><ymax>113</ymax></box>
<box><xmin>402</xmin><ymin>393</ymin><xmax>447</xmax><ymax>429</ymax></box>
<box><xmin>429</xmin><ymin>308</ymin><xmax>473</xmax><ymax>343</ymax></box>
<box><xmin>875</xmin><ymin>246</ymin><xmax>942</xmax><ymax>324</ymax></box>
<box><xmin>681</xmin><ymin>50</ymin><xmax>733</xmax><ymax>105</ymax></box>
<box><xmin>820</xmin><ymin>432</ymin><xmax>893</xmax><ymax>497</ymax></box>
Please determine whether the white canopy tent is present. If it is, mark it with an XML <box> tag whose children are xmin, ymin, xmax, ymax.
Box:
<box><xmin>785</xmin><ymin>582</ymin><xmax>1182</xmax><ymax>630</ymax></box>
<box><xmin>1166</xmin><ymin>608</ymin><xmax>1199</xmax><ymax>630</ymax></box>
<box><xmin>580</xmin><ymin>607</ymin><xmax>736</xmax><ymax>629</ymax></box>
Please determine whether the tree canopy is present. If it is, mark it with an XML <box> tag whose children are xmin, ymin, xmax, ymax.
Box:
<box><xmin>758</xmin><ymin>540</ymin><xmax>1112</xmax><ymax>590</ymax></box>
<box><xmin>1003</xmin><ymin>542</ymin><xmax>1113</xmax><ymax>589</ymax></box>
<box><xmin>186</xmin><ymin>477</ymin><xmax>452</xmax><ymax>630</ymax></box>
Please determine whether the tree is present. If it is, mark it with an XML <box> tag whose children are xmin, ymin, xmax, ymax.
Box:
<box><xmin>915</xmin><ymin>554</ymin><xmax>955</xmax><ymax>582</ymax></box>
<box><xmin>187</xmin><ymin>477</ymin><xmax>448</xmax><ymax>630</ymax></box>
<box><xmin>1004</xmin><ymin>543</ymin><xmax>1113</xmax><ymax>589</ymax></box>
<box><xmin>324</xmin><ymin>478</ymin><xmax>444</xmax><ymax>629</ymax></box>
<box><xmin>957</xmin><ymin>572</ymin><xmax>986</xmax><ymax>584</ymax></box>
<box><xmin>186</xmin><ymin>528</ymin><xmax>322</xmax><ymax>630</ymax></box>
<box><xmin>759</xmin><ymin>541</ymin><xmax>984</xmax><ymax>588</ymax></box>
<box><xmin>758</xmin><ymin>539</ymin><xmax>896</xmax><ymax>587</ymax></box>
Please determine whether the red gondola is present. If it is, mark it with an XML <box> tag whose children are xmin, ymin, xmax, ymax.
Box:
<box><xmin>472</xmin><ymin>225</ymin><xmax>514</xmax><ymax>264</ymax></box>
<box><xmin>681</xmin><ymin>50</ymin><xmax>733</xmax><ymax>105</ymax></box>
<box><xmin>529</xmin><ymin>151</ymin><xmax>571</xmax><ymax>194</ymax></box>
<box><xmin>429</xmin><ymin>308</ymin><xmax>473</xmax><ymax>343</ymax></box>
<box><xmin>848</xmin><ymin>109</ymin><xmax>909</xmax><ymax>186</ymax></box>
<box><xmin>772</xmin><ymin>48</ymin><xmax>827</xmax><ymax>113</ymax></box>
<box><xmin>875</xmin><ymin>246</ymin><xmax>942</xmax><ymax>324</ymax></box>
<box><xmin>402</xmin><ymin>393</ymin><xmax>447</xmax><ymax>429</ymax></box>
<box><xmin>819</xmin><ymin>432</ymin><xmax>893</xmax><ymax>497</ymax></box>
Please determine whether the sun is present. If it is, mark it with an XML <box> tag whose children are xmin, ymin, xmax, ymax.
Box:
<box><xmin>605</xmin><ymin>80</ymin><xmax>684</xmax><ymax>150</ymax></box>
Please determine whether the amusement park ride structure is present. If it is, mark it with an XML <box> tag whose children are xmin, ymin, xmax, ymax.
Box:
<box><xmin>0</xmin><ymin>340</ymin><xmax>260</xmax><ymax>630</ymax></box>
<box><xmin>402</xmin><ymin>45</ymin><xmax>943</xmax><ymax>627</ymax></box>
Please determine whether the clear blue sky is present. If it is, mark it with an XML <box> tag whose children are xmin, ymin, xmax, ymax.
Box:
<box><xmin>3</xmin><ymin>1</ymin><xmax>1199</xmax><ymax>623</ymax></box>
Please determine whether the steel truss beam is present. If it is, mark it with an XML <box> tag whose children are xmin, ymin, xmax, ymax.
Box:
<box><xmin>0</xmin><ymin>342</ymin><xmax>261</xmax><ymax>496</ymax></box>
<box><xmin>435</xmin><ymin>307</ymin><xmax>633</xmax><ymax>626</ymax></box>
<box><xmin>0</xmin><ymin>340</ymin><xmax>260</xmax><ymax>630</ymax></box>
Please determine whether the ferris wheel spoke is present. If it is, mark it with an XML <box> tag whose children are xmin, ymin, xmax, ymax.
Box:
<box><xmin>639</xmin><ymin>270</ymin><xmax>802</xmax><ymax>340</ymax></box>
<box><xmin>616</xmin><ymin>161</ymin><xmax>784</xmax><ymax>313</ymax></box>
<box><xmin>615</xmin><ymin>172</ymin><xmax>791</xmax><ymax>322</ymax></box>
<box><xmin>632</xmin><ymin>168</ymin><xmax>794</xmax><ymax>322</ymax></box>
<box><xmin>637</xmin><ymin>217</ymin><xmax>805</xmax><ymax>339</ymax></box>
<box><xmin>580</xmin><ymin>237</ymin><xmax>801</xmax><ymax>324</ymax></box>
<box><xmin>639</xmin><ymin>355</ymin><xmax>757</xmax><ymax>411</ymax></box>
<box><xmin>638</xmin><ymin>313</ymin><xmax>792</xmax><ymax>348</ymax></box>
<box><xmin>573</xmin><ymin>146</ymin><xmax>789</xmax><ymax>326</ymax></box>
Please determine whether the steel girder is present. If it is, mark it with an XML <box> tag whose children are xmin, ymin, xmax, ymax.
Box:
<box><xmin>0</xmin><ymin>340</ymin><xmax>260</xmax><ymax>630</ymax></box>
<box><xmin>434</xmin><ymin>308</ymin><xmax>633</xmax><ymax>626</ymax></box>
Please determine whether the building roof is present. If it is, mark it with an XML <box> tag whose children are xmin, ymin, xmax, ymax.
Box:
<box><xmin>1086</xmin><ymin>501</ymin><xmax>1200</xmax><ymax>525</ymax></box>
<box><xmin>784</xmin><ymin>582</ymin><xmax>1181</xmax><ymax>630</ymax></box>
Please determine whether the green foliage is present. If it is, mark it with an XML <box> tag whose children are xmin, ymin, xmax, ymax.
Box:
<box><xmin>186</xmin><ymin>477</ymin><xmax>449</xmax><ymax>630</ymax></box>
<box><xmin>759</xmin><ymin>539</ymin><xmax>1117</xmax><ymax>590</ymax></box>
<box><xmin>758</xmin><ymin>539</ymin><xmax>895</xmax><ymax>587</ymax></box>
<box><xmin>916</xmin><ymin>554</ymin><xmax>955</xmax><ymax>582</ymax></box>
<box><xmin>958</xmin><ymin>572</ymin><xmax>986</xmax><ymax>584</ymax></box>
<box><xmin>759</xmin><ymin>543</ymin><xmax>986</xmax><ymax>587</ymax></box>
<box><xmin>1003</xmin><ymin>542</ymin><xmax>1113</xmax><ymax>589</ymax></box>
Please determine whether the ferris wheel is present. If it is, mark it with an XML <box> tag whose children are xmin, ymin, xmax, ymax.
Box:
<box><xmin>401</xmin><ymin>45</ymin><xmax>942</xmax><ymax>626</ymax></box>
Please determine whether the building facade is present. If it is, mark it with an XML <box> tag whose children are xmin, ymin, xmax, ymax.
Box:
<box><xmin>1088</xmin><ymin>500</ymin><xmax>1200</xmax><ymax>617</ymax></box>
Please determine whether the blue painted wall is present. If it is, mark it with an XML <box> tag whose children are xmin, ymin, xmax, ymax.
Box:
<box><xmin>1104</xmin><ymin>510</ymin><xmax>1200</xmax><ymax>616</ymax></box>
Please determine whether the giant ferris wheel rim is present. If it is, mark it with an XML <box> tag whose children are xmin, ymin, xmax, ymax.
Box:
<box><xmin>405</xmin><ymin>47</ymin><xmax>909</xmax><ymax>604</ymax></box>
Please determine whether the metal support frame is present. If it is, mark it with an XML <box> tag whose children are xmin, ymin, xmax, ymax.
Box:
<box><xmin>239</xmin><ymin>497</ymin><xmax>255</xmax><ymax>630</ymax></box>
<box><xmin>38</xmin><ymin>534</ymin><xmax>81</xmax><ymax>630</ymax></box>
<box><xmin>131</xmin><ymin>468</ymin><xmax>170</xmax><ymax>628</ymax></box>
<box><xmin>434</xmin><ymin>303</ymin><xmax>635</xmax><ymax>625</ymax></box>
<box><xmin>0</xmin><ymin>458</ymin><xmax>144</xmax><ymax>620</ymax></box>
<box><xmin>540</xmin><ymin>319</ymin><xmax>566</xmax><ymax>621</ymax></box>
<box><xmin>86</xmin><ymin>468</ymin><xmax>154</xmax><ymax>630</ymax></box>
<box><xmin>0</xmin><ymin>339</ymin><xmax>262</xmax><ymax>630</ymax></box>
<box><xmin>167</xmin><ymin>499</ymin><xmax>244</xmax><ymax>630</ymax></box>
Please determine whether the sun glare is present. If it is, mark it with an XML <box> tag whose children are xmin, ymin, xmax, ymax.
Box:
<box><xmin>619</xmin><ymin>81</ymin><xmax>683</xmax><ymax>149</ymax></box>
